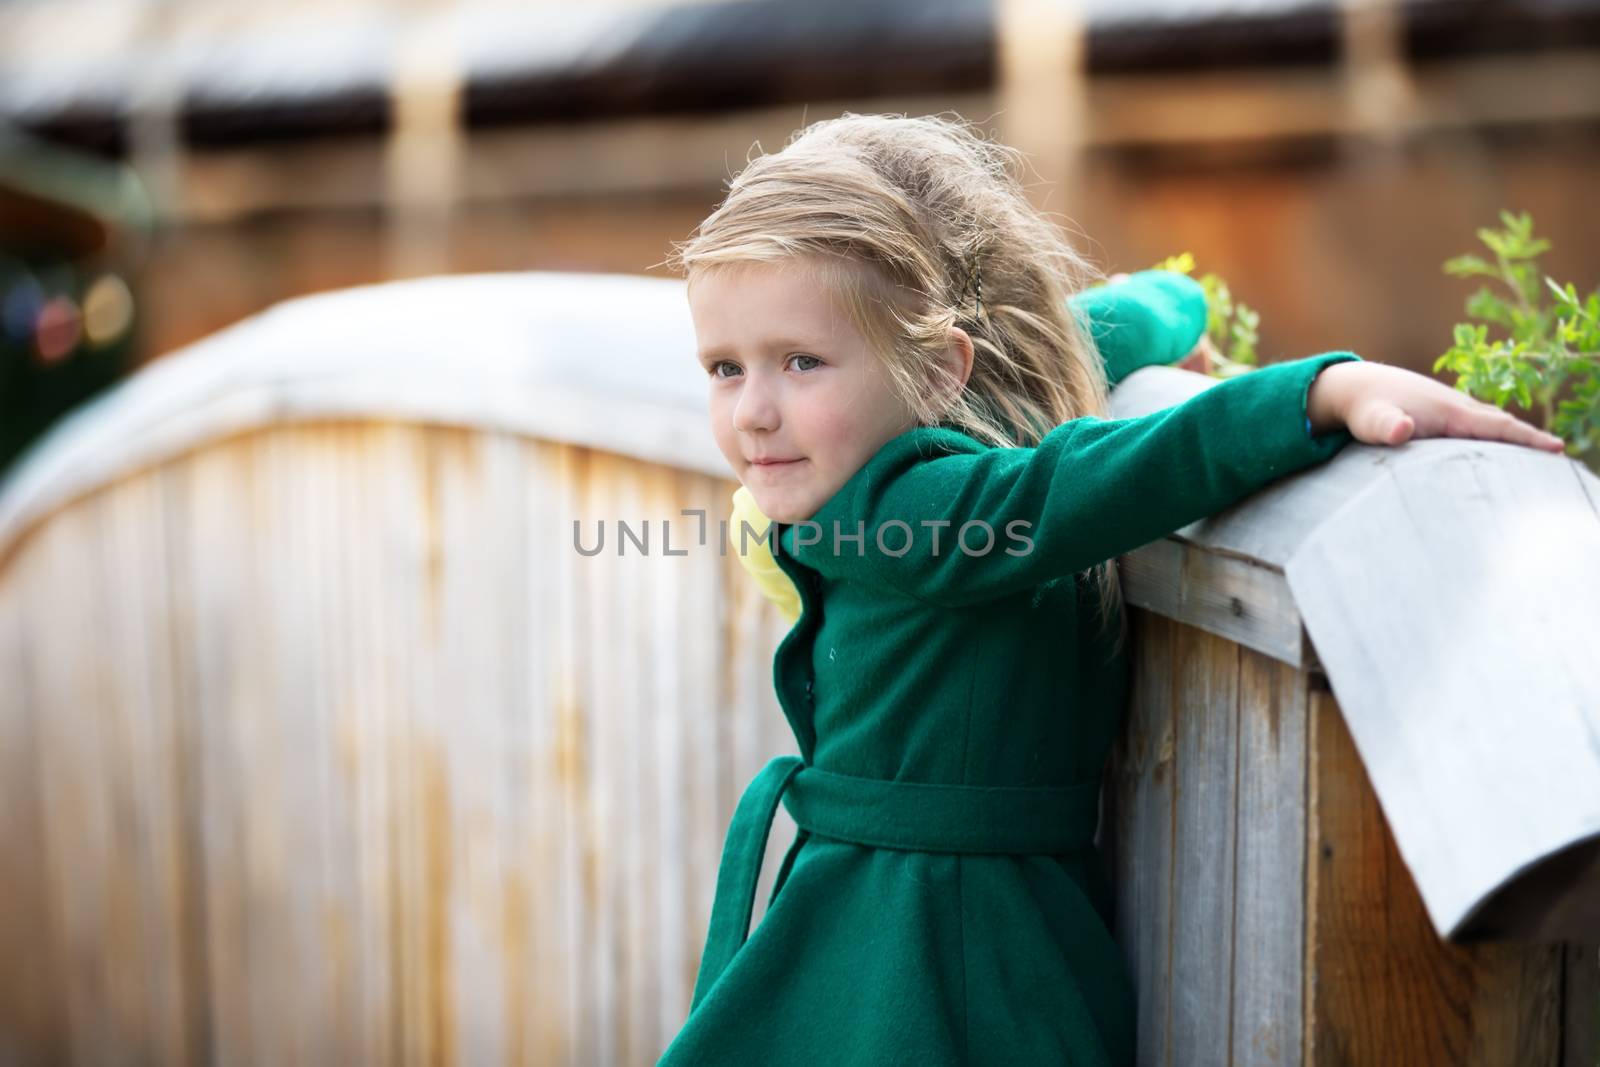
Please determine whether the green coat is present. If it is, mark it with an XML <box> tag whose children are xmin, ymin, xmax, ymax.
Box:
<box><xmin>658</xmin><ymin>271</ymin><xmax>1361</xmax><ymax>1065</ymax></box>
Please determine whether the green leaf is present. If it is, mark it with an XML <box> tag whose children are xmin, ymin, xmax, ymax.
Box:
<box><xmin>1500</xmin><ymin>210</ymin><xmax>1533</xmax><ymax>239</ymax></box>
<box><xmin>1444</xmin><ymin>254</ymin><xmax>1497</xmax><ymax>279</ymax></box>
<box><xmin>1466</xmin><ymin>286</ymin><xmax>1513</xmax><ymax>326</ymax></box>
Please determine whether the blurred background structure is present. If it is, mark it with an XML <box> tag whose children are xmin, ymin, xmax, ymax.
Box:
<box><xmin>2</xmin><ymin>0</ymin><xmax>1597</xmax><ymax>477</ymax></box>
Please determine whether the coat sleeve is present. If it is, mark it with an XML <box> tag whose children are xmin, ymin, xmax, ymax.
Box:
<box><xmin>1068</xmin><ymin>270</ymin><xmax>1209</xmax><ymax>388</ymax></box>
<box><xmin>793</xmin><ymin>350</ymin><xmax>1362</xmax><ymax>607</ymax></box>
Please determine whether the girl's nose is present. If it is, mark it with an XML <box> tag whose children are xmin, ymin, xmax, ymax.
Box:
<box><xmin>732</xmin><ymin>376</ymin><xmax>780</xmax><ymax>434</ymax></box>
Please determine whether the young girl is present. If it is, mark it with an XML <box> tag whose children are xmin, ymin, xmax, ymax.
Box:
<box><xmin>658</xmin><ymin>113</ymin><xmax>1564</xmax><ymax>1067</ymax></box>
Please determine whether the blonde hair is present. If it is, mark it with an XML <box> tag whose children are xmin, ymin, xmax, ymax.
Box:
<box><xmin>663</xmin><ymin>110</ymin><xmax>1127</xmax><ymax>655</ymax></box>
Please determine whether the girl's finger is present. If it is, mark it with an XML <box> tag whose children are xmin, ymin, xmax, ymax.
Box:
<box><xmin>1454</xmin><ymin>403</ymin><xmax>1567</xmax><ymax>452</ymax></box>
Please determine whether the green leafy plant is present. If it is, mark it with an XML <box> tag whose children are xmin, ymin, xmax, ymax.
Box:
<box><xmin>1435</xmin><ymin>210</ymin><xmax>1598</xmax><ymax>461</ymax></box>
<box><xmin>1152</xmin><ymin>252</ymin><xmax>1260</xmax><ymax>379</ymax></box>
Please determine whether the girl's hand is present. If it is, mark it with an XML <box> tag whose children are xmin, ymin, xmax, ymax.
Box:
<box><xmin>1307</xmin><ymin>360</ymin><xmax>1567</xmax><ymax>453</ymax></box>
<box><xmin>1106</xmin><ymin>270</ymin><xmax>1214</xmax><ymax>373</ymax></box>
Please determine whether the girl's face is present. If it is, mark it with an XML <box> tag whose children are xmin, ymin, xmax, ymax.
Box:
<box><xmin>689</xmin><ymin>260</ymin><xmax>917</xmax><ymax>524</ymax></box>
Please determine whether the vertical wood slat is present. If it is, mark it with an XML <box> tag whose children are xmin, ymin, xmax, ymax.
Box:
<box><xmin>1304</xmin><ymin>687</ymin><xmax>1563</xmax><ymax>1064</ymax></box>
<box><xmin>181</xmin><ymin>435</ymin><xmax>245</xmax><ymax>1064</ymax></box>
<box><xmin>524</xmin><ymin>438</ymin><xmax>568</xmax><ymax>1064</ymax></box>
<box><xmin>552</xmin><ymin>439</ymin><xmax>589</xmax><ymax>1067</ymax></box>
<box><xmin>648</xmin><ymin>467</ymin><xmax>688</xmax><ymax>1046</ymax></box>
<box><xmin>31</xmin><ymin>506</ymin><xmax>121</xmax><ymax>1064</ymax></box>
<box><xmin>333</xmin><ymin>421</ymin><xmax>401</xmax><ymax>1066</ymax></box>
<box><xmin>618</xmin><ymin>454</ymin><xmax>651</xmax><ymax>1062</ymax></box>
<box><xmin>1231</xmin><ymin>649</ymin><xmax>1308</xmax><ymax>1067</ymax></box>
<box><xmin>96</xmin><ymin>470</ymin><xmax>195</xmax><ymax>1064</ymax></box>
<box><xmin>575</xmin><ymin>445</ymin><xmax>614</xmax><ymax>1065</ymax></box>
<box><xmin>1169</xmin><ymin>623</ymin><xmax>1240</xmax><ymax>1062</ymax></box>
<box><xmin>1111</xmin><ymin>608</ymin><xmax>1176</xmax><ymax>1067</ymax></box>
<box><xmin>0</xmin><ymin>528</ymin><xmax>66</xmax><ymax>1064</ymax></box>
<box><xmin>434</xmin><ymin>427</ymin><xmax>532</xmax><ymax>1067</ymax></box>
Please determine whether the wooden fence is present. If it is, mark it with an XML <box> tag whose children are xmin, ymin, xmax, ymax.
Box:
<box><xmin>1104</xmin><ymin>364</ymin><xmax>1600</xmax><ymax>1065</ymax></box>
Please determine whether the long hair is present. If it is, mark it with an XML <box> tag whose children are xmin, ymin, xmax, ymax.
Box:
<box><xmin>663</xmin><ymin>111</ymin><xmax>1127</xmax><ymax>655</ymax></box>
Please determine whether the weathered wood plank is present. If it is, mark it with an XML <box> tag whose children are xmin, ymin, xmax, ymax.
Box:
<box><xmin>329</xmin><ymin>422</ymin><xmax>403</xmax><ymax>1066</ymax></box>
<box><xmin>579</xmin><ymin>448</ymin><xmax>623</xmax><ymax>1067</ymax></box>
<box><xmin>1109</xmin><ymin>608</ymin><xmax>1176</xmax><ymax>1067</ymax></box>
<box><xmin>550</xmin><ymin>439</ymin><xmax>590</xmax><ymax>1067</ymax></box>
<box><xmin>0</xmin><ymin>545</ymin><xmax>68</xmax><ymax>1063</ymax></box>
<box><xmin>94</xmin><ymin>471</ymin><xmax>199</xmax><ymax>1064</ymax></box>
<box><xmin>1231</xmin><ymin>646</ymin><xmax>1308</xmax><ymax>1067</ymax></box>
<box><xmin>1169</xmin><ymin>622</ymin><xmax>1240</xmax><ymax>1062</ymax></box>
<box><xmin>1117</xmin><ymin>537</ymin><xmax>1304</xmax><ymax>668</ymax></box>
<box><xmin>29</xmin><ymin>506</ymin><xmax>123</xmax><ymax>1063</ymax></box>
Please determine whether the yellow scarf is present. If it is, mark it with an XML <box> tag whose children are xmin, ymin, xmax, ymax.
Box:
<box><xmin>729</xmin><ymin>485</ymin><xmax>802</xmax><ymax>624</ymax></box>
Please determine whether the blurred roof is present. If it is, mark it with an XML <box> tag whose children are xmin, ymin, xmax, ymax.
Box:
<box><xmin>0</xmin><ymin>124</ymin><xmax>152</xmax><ymax>254</ymax></box>
<box><xmin>1</xmin><ymin>0</ymin><xmax>1596</xmax><ymax>157</ymax></box>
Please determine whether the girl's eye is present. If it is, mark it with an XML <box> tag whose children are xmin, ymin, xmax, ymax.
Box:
<box><xmin>707</xmin><ymin>354</ymin><xmax>818</xmax><ymax>378</ymax></box>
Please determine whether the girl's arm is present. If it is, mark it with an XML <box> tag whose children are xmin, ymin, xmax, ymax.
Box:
<box><xmin>1067</xmin><ymin>270</ymin><xmax>1208</xmax><ymax>388</ymax></box>
<box><xmin>794</xmin><ymin>351</ymin><xmax>1565</xmax><ymax>608</ymax></box>
<box><xmin>795</xmin><ymin>351</ymin><xmax>1361</xmax><ymax>607</ymax></box>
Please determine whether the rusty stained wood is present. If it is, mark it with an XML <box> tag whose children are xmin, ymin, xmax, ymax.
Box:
<box><xmin>0</xmin><ymin>420</ymin><xmax>794</xmax><ymax>1065</ymax></box>
<box><xmin>1304</xmin><ymin>688</ymin><xmax>1567</xmax><ymax>1065</ymax></box>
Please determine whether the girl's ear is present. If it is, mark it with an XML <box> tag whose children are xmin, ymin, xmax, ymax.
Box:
<box><xmin>940</xmin><ymin>326</ymin><xmax>976</xmax><ymax>403</ymax></box>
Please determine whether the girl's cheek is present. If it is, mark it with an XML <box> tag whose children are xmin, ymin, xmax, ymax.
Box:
<box><xmin>813</xmin><ymin>407</ymin><xmax>863</xmax><ymax>447</ymax></box>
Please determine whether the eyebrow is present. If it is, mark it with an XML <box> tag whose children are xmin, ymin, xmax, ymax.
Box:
<box><xmin>697</xmin><ymin>339</ymin><xmax>822</xmax><ymax>364</ymax></box>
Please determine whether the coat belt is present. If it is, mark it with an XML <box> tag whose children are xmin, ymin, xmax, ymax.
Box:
<box><xmin>689</xmin><ymin>754</ymin><xmax>1103</xmax><ymax>1011</ymax></box>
